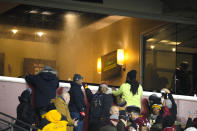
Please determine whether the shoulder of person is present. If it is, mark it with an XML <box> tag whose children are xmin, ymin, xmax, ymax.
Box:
<box><xmin>121</xmin><ymin>83</ymin><xmax>130</xmax><ymax>87</ymax></box>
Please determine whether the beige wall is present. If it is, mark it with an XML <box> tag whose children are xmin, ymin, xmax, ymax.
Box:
<box><xmin>0</xmin><ymin>38</ymin><xmax>57</xmax><ymax>77</ymax></box>
<box><xmin>91</xmin><ymin>18</ymin><xmax>162</xmax><ymax>85</ymax></box>
<box><xmin>0</xmin><ymin>17</ymin><xmax>162</xmax><ymax>86</ymax></box>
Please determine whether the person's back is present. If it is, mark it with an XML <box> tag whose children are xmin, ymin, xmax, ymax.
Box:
<box><xmin>113</xmin><ymin>70</ymin><xmax>143</xmax><ymax>108</ymax></box>
<box><xmin>115</xmin><ymin>83</ymin><xmax>143</xmax><ymax>108</ymax></box>
<box><xmin>15</xmin><ymin>89</ymin><xmax>35</xmax><ymax>130</ymax></box>
<box><xmin>25</xmin><ymin>66</ymin><xmax>59</xmax><ymax>109</ymax></box>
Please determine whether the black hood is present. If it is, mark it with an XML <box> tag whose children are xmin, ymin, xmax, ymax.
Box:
<box><xmin>18</xmin><ymin>90</ymin><xmax>31</xmax><ymax>103</ymax></box>
<box><xmin>39</xmin><ymin>72</ymin><xmax>57</xmax><ymax>81</ymax></box>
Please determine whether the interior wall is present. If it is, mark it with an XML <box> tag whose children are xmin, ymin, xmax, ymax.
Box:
<box><xmin>92</xmin><ymin>18</ymin><xmax>163</xmax><ymax>85</ymax></box>
<box><xmin>0</xmin><ymin>38</ymin><xmax>57</xmax><ymax>77</ymax></box>
<box><xmin>0</xmin><ymin>18</ymin><xmax>162</xmax><ymax>86</ymax></box>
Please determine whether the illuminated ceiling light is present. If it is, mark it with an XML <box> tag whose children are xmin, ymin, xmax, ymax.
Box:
<box><xmin>29</xmin><ymin>10</ymin><xmax>39</xmax><ymax>14</ymax></box>
<box><xmin>172</xmin><ymin>48</ymin><xmax>176</xmax><ymax>52</ymax></box>
<box><xmin>147</xmin><ymin>38</ymin><xmax>156</xmax><ymax>42</ymax></box>
<box><xmin>11</xmin><ymin>29</ymin><xmax>18</xmax><ymax>34</ymax></box>
<box><xmin>36</xmin><ymin>32</ymin><xmax>44</xmax><ymax>37</ymax></box>
<box><xmin>169</xmin><ymin>41</ymin><xmax>181</xmax><ymax>45</ymax></box>
<box><xmin>97</xmin><ymin>57</ymin><xmax>101</xmax><ymax>74</ymax></box>
<box><xmin>160</xmin><ymin>40</ymin><xmax>170</xmax><ymax>43</ymax></box>
<box><xmin>65</xmin><ymin>12</ymin><xmax>79</xmax><ymax>19</ymax></box>
<box><xmin>117</xmin><ymin>49</ymin><xmax>124</xmax><ymax>65</ymax></box>
<box><xmin>41</xmin><ymin>11</ymin><xmax>52</xmax><ymax>15</ymax></box>
<box><xmin>150</xmin><ymin>45</ymin><xmax>155</xmax><ymax>49</ymax></box>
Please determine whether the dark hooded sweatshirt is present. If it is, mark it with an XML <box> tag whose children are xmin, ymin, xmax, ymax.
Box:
<box><xmin>25</xmin><ymin>72</ymin><xmax>59</xmax><ymax>109</ymax></box>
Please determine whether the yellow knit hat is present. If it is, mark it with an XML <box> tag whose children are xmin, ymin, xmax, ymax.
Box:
<box><xmin>152</xmin><ymin>104</ymin><xmax>161</xmax><ymax>110</ymax></box>
<box><xmin>42</xmin><ymin>110</ymin><xmax>62</xmax><ymax>123</ymax></box>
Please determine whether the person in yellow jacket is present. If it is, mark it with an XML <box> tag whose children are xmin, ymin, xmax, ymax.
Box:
<box><xmin>113</xmin><ymin>70</ymin><xmax>143</xmax><ymax>109</ymax></box>
<box><xmin>39</xmin><ymin>109</ymin><xmax>68</xmax><ymax>131</ymax></box>
<box><xmin>50</xmin><ymin>90</ymin><xmax>78</xmax><ymax>131</ymax></box>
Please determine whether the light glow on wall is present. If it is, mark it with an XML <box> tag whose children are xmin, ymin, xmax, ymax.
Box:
<box><xmin>97</xmin><ymin>57</ymin><xmax>101</xmax><ymax>74</ymax></box>
<box><xmin>117</xmin><ymin>49</ymin><xmax>124</xmax><ymax>65</ymax></box>
<box><xmin>36</xmin><ymin>32</ymin><xmax>44</xmax><ymax>37</ymax></box>
<box><xmin>11</xmin><ymin>29</ymin><xmax>18</xmax><ymax>34</ymax></box>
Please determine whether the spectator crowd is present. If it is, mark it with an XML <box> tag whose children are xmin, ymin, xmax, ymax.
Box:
<box><xmin>15</xmin><ymin>66</ymin><xmax>197</xmax><ymax>131</ymax></box>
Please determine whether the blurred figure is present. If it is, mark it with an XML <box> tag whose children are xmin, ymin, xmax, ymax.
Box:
<box><xmin>69</xmin><ymin>74</ymin><xmax>86</xmax><ymax>131</ymax></box>
<box><xmin>161</xmin><ymin>88</ymin><xmax>177</xmax><ymax>123</ymax></box>
<box><xmin>25</xmin><ymin>66</ymin><xmax>59</xmax><ymax>120</ymax></box>
<box><xmin>84</xmin><ymin>83</ymin><xmax>113</xmax><ymax>131</ymax></box>
<box><xmin>15</xmin><ymin>88</ymin><xmax>35</xmax><ymax>130</ymax></box>
<box><xmin>185</xmin><ymin>112</ymin><xmax>197</xmax><ymax>129</ymax></box>
<box><xmin>149</xmin><ymin>104</ymin><xmax>162</xmax><ymax>126</ymax></box>
<box><xmin>51</xmin><ymin>89</ymin><xmax>78</xmax><ymax>131</ymax></box>
<box><xmin>148</xmin><ymin>94</ymin><xmax>161</xmax><ymax>109</ymax></box>
<box><xmin>127</xmin><ymin>106</ymin><xmax>151</xmax><ymax>131</ymax></box>
<box><xmin>110</xmin><ymin>106</ymin><xmax>120</xmax><ymax>116</ymax></box>
<box><xmin>127</xmin><ymin>123</ymin><xmax>137</xmax><ymax>131</ymax></box>
<box><xmin>172</xmin><ymin>61</ymin><xmax>191</xmax><ymax>95</ymax></box>
<box><xmin>113</xmin><ymin>70</ymin><xmax>143</xmax><ymax>109</ymax></box>
<box><xmin>162</xmin><ymin>116</ymin><xmax>176</xmax><ymax>131</ymax></box>
<box><xmin>99</xmin><ymin>106</ymin><xmax>126</xmax><ymax>131</ymax></box>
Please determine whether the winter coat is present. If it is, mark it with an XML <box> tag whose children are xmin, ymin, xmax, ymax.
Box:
<box><xmin>25</xmin><ymin>72</ymin><xmax>59</xmax><ymax>108</ymax></box>
<box><xmin>99</xmin><ymin>121</ymin><xmax>126</xmax><ymax>131</ymax></box>
<box><xmin>168</xmin><ymin>94</ymin><xmax>177</xmax><ymax>123</ymax></box>
<box><xmin>85</xmin><ymin>88</ymin><xmax>113</xmax><ymax>121</ymax></box>
<box><xmin>69</xmin><ymin>82</ymin><xmax>86</xmax><ymax>113</ymax></box>
<box><xmin>51</xmin><ymin>96</ymin><xmax>74</xmax><ymax>131</ymax></box>
<box><xmin>15</xmin><ymin>90</ymin><xmax>35</xmax><ymax>130</ymax></box>
<box><xmin>113</xmin><ymin>83</ymin><xmax>143</xmax><ymax>108</ymax></box>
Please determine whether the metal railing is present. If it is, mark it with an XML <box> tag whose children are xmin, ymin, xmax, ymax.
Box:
<box><xmin>0</xmin><ymin>112</ymin><xmax>38</xmax><ymax>131</ymax></box>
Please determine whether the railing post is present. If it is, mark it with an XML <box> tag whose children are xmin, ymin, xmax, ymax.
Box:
<box><xmin>10</xmin><ymin>119</ymin><xmax>15</xmax><ymax>131</ymax></box>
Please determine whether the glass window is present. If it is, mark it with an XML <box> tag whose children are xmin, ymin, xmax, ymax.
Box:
<box><xmin>143</xmin><ymin>24</ymin><xmax>197</xmax><ymax>95</ymax></box>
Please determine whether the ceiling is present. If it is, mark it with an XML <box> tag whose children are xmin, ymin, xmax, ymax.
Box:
<box><xmin>0</xmin><ymin>4</ymin><xmax>107</xmax><ymax>30</ymax></box>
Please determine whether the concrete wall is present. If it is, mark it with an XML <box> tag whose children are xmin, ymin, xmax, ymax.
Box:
<box><xmin>0</xmin><ymin>80</ymin><xmax>196</xmax><ymax>124</ymax></box>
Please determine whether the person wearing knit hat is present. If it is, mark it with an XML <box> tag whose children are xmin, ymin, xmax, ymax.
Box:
<box><xmin>25</xmin><ymin>65</ymin><xmax>59</xmax><ymax>122</ymax></box>
<box><xmin>112</xmin><ymin>70</ymin><xmax>143</xmax><ymax>109</ymax></box>
<box><xmin>127</xmin><ymin>106</ymin><xmax>151</xmax><ymax>131</ymax></box>
<box><xmin>69</xmin><ymin>73</ymin><xmax>86</xmax><ymax>131</ymax></box>
<box><xmin>15</xmin><ymin>88</ymin><xmax>35</xmax><ymax>131</ymax></box>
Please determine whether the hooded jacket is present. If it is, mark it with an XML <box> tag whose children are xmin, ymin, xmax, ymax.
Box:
<box><xmin>15</xmin><ymin>89</ymin><xmax>35</xmax><ymax>130</ymax></box>
<box><xmin>25</xmin><ymin>72</ymin><xmax>59</xmax><ymax>108</ymax></box>
<box><xmin>51</xmin><ymin>96</ymin><xmax>74</xmax><ymax>131</ymax></box>
<box><xmin>39</xmin><ymin>110</ymin><xmax>68</xmax><ymax>131</ymax></box>
<box><xmin>69</xmin><ymin>82</ymin><xmax>86</xmax><ymax>113</ymax></box>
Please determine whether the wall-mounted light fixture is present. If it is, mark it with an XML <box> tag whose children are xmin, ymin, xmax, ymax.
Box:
<box><xmin>36</xmin><ymin>32</ymin><xmax>44</xmax><ymax>37</ymax></box>
<box><xmin>117</xmin><ymin>49</ymin><xmax>124</xmax><ymax>65</ymax></box>
<box><xmin>97</xmin><ymin>57</ymin><xmax>101</xmax><ymax>74</ymax></box>
<box><xmin>11</xmin><ymin>29</ymin><xmax>18</xmax><ymax>34</ymax></box>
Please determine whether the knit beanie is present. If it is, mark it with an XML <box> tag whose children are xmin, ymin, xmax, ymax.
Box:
<box><xmin>127</xmin><ymin>70</ymin><xmax>137</xmax><ymax>80</ymax></box>
<box><xmin>39</xmin><ymin>66</ymin><xmax>57</xmax><ymax>75</ymax></box>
